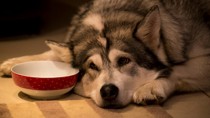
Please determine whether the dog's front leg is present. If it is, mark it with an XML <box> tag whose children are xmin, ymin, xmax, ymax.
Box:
<box><xmin>133</xmin><ymin>78</ymin><xmax>176</xmax><ymax>105</ymax></box>
<box><xmin>0</xmin><ymin>50</ymin><xmax>60</xmax><ymax>76</ymax></box>
<box><xmin>0</xmin><ymin>40</ymin><xmax>71</xmax><ymax>76</ymax></box>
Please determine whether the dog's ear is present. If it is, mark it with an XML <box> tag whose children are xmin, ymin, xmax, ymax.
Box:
<box><xmin>135</xmin><ymin>5</ymin><xmax>161</xmax><ymax>51</ymax></box>
<box><xmin>45</xmin><ymin>40</ymin><xmax>72</xmax><ymax>63</ymax></box>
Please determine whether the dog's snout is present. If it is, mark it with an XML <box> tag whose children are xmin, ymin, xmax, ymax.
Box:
<box><xmin>100</xmin><ymin>84</ymin><xmax>119</xmax><ymax>101</ymax></box>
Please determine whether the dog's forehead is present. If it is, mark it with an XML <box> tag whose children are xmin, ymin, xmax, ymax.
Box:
<box><xmin>71</xmin><ymin>12</ymin><xmax>144</xmax><ymax>67</ymax></box>
<box><xmin>81</xmin><ymin>12</ymin><xmax>143</xmax><ymax>47</ymax></box>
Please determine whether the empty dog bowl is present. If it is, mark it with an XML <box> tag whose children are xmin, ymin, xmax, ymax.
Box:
<box><xmin>11</xmin><ymin>61</ymin><xmax>79</xmax><ymax>99</ymax></box>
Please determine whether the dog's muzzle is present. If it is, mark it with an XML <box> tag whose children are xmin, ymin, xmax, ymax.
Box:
<box><xmin>100</xmin><ymin>84</ymin><xmax>119</xmax><ymax>101</ymax></box>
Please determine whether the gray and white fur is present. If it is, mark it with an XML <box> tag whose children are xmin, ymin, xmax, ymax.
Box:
<box><xmin>1</xmin><ymin>0</ymin><xmax>210</xmax><ymax>108</ymax></box>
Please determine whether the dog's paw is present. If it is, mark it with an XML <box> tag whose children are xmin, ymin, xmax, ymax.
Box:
<box><xmin>0</xmin><ymin>58</ymin><xmax>21</xmax><ymax>76</ymax></box>
<box><xmin>133</xmin><ymin>81</ymin><xmax>167</xmax><ymax>105</ymax></box>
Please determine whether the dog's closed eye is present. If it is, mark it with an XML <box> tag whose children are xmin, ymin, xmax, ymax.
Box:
<box><xmin>89</xmin><ymin>62</ymin><xmax>99</xmax><ymax>71</ymax></box>
<box><xmin>117</xmin><ymin>57</ymin><xmax>131</xmax><ymax>67</ymax></box>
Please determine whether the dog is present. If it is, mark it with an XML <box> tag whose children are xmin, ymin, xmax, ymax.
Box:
<box><xmin>1</xmin><ymin>0</ymin><xmax>210</xmax><ymax>108</ymax></box>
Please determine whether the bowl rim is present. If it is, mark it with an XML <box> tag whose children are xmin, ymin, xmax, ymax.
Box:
<box><xmin>11</xmin><ymin>60</ymin><xmax>79</xmax><ymax>79</ymax></box>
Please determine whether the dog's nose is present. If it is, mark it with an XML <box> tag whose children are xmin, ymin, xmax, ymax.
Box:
<box><xmin>100</xmin><ymin>84</ymin><xmax>119</xmax><ymax>100</ymax></box>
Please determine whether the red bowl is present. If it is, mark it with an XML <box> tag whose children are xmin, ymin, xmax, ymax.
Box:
<box><xmin>11</xmin><ymin>61</ymin><xmax>79</xmax><ymax>99</ymax></box>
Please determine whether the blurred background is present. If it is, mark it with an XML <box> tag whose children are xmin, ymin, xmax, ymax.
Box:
<box><xmin>0</xmin><ymin>0</ymin><xmax>88</xmax><ymax>61</ymax></box>
<box><xmin>0</xmin><ymin>0</ymin><xmax>88</xmax><ymax>38</ymax></box>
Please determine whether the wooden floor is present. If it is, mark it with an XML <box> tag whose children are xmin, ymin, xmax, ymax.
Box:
<box><xmin>0</xmin><ymin>28</ymin><xmax>210</xmax><ymax>118</ymax></box>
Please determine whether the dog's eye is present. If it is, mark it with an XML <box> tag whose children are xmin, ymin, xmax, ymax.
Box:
<box><xmin>89</xmin><ymin>62</ymin><xmax>99</xmax><ymax>71</ymax></box>
<box><xmin>117</xmin><ymin>57</ymin><xmax>131</xmax><ymax>67</ymax></box>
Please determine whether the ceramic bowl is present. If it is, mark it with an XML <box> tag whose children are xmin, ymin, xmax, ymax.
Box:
<box><xmin>11</xmin><ymin>61</ymin><xmax>79</xmax><ymax>99</ymax></box>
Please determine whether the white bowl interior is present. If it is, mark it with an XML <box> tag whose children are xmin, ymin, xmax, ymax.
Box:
<box><xmin>12</xmin><ymin>61</ymin><xmax>79</xmax><ymax>78</ymax></box>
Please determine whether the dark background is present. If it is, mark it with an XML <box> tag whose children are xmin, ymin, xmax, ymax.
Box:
<box><xmin>0</xmin><ymin>0</ymin><xmax>89</xmax><ymax>38</ymax></box>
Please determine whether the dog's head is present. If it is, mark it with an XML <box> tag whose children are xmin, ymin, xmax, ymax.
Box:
<box><xmin>47</xmin><ymin>6</ymin><xmax>178</xmax><ymax>108</ymax></box>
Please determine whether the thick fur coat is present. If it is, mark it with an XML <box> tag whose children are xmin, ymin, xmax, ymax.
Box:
<box><xmin>1</xmin><ymin>0</ymin><xmax>210</xmax><ymax>108</ymax></box>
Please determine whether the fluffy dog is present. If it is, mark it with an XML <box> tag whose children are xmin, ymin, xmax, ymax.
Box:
<box><xmin>1</xmin><ymin>0</ymin><xmax>210</xmax><ymax>108</ymax></box>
